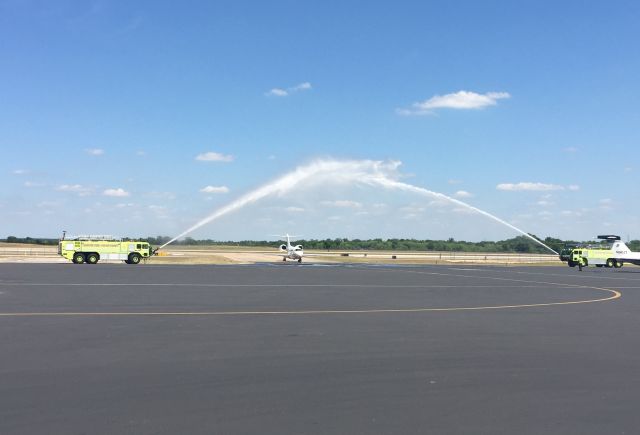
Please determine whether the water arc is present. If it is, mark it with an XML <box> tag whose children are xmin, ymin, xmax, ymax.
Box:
<box><xmin>159</xmin><ymin>159</ymin><xmax>558</xmax><ymax>254</ymax></box>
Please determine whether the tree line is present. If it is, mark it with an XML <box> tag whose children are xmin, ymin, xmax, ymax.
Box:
<box><xmin>4</xmin><ymin>235</ymin><xmax>639</xmax><ymax>254</ymax></box>
<box><xmin>142</xmin><ymin>235</ymin><xmax>640</xmax><ymax>254</ymax></box>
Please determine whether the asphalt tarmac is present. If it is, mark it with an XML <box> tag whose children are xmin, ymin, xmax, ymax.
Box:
<box><xmin>1</xmin><ymin>263</ymin><xmax>639</xmax><ymax>434</ymax></box>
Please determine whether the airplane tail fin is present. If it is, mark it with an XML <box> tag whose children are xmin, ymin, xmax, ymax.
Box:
<box><xmin>613</xmin><ymin>240</ymin><xmax>633</xmax><ymax>254</ymax></box>
<box><xmin>271</xmin><ymin>234</ymin><xmax>302</xmax><ymax>249</ymax></box>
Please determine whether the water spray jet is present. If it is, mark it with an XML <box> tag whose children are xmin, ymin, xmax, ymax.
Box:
<box><xmin>158</xmin><ymin>159</ymin><xmax>558</xmax><ymax>254</ymax></box>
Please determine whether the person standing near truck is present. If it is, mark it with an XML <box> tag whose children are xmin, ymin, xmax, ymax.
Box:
<box><xmin>578</xmin><ymin>254</ymin><xmax>586</xmax><ymax>271</ymax></box>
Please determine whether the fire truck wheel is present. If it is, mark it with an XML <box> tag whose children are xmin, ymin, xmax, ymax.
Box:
<box><xmin>128</xmin><ymin>253</ymin><xmax>141</xmax><ymax>265</ymax></box>
<box><xmin>606</xmin><ymin>258</ymin><xmax>615</xmax><ymax>268</ymax></box>
<box><xmin>73</xmin><ymin>253</ymin><xmax>85</xmax><ymax>264</ymax></box>
<box><xmin>86</xmin><ymin>253</ymin><xmax>99</xmax><ymax>264</ymax></box>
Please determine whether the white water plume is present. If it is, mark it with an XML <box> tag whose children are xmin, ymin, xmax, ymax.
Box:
<box><xmin>159</xmin><ymin>159</ymin><xmax>558</xmax><ymax>254</ymax></box>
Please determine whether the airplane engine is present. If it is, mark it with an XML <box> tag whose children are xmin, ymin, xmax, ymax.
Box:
<box><xmin>279</xmin><ymin>244</ymin><xmax>287</xmax><ymax>251</ymax></box>
<box><xmin>295</xmin><ymin>245</ymin><xmax>303</xmax><ymax>250</ymax></box>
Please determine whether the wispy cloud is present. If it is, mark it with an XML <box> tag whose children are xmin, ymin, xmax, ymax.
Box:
<box><xmin>452</xmin><ymin>207</ymin><xmax>476</xmax><ymax>215</ymax></box>
<box><xmin>560</xmin><ymin>210</ymin><xmax>585</xmax><ymax>218</ymax></box>
<box><xmin>290</xmin><ymin>82</ymin><xmax>312</xmax><ymax>91</ymax></box>
<box><xmin>200</xmin><ymin>185</ymin><xmax>229</xmax><ymax>194</ymax></box>
<box><xmin>56</xmin><ymin>184</ymin><xmax>92</xmax><ymax>196</ymax></box>
<box><xmin>538</xmin><ymin>210</ymin><xmax>553</xmax><ymax>218</ymax></box>
<box><xmin>148</xmin><ymin>204</ymin><xmax>170</xmax><ymax>219</ymax></box>
<box><xmin>285</xmin><ymin>206</ymin><xmax>305</xmax><ymax>212</ymax></box>
<box><xmin>496</xmin><ymin>182</ymin><xmax>578</xmax><ymax>192</ymax></box>
<box><xmin>12</xmin><ymin>169</ymin><xmax>28</xmax><ymax>175</ymax></box>
<box><xmin>536</xmin><ymin>200</ymin><xmax>554</xmax><ymax>207</ymax></box>
<box><xmin>24</xmin><ymin>181</ymin><xmax>45</xmax><ymax>188</ymax></box>
<box><xmin>599</xmin><ymin>198</ymin><xmax>614</xmax><ymax>211</ymax></box>
<box><xmin>453</xmin><ymin>190</ymin><xmax>473</xmax><ymax>198</ymax></box>
<box><xmin>398</xmin><ymin>90</ymin><xmax>510</xmax><ymax>115</ymax></box>
<box><xmin>195</xmin><ymin>151</ymin><xmax>234</xmax><ymax>162</ymax></box>
<box><xmin>266</xmin><ymin>88</ymin><xmax>288</xmax><ymax>97</ymax></box>
<box><xmin>103</xmin><ymin>188</ymin><xmax>130</xmax><ymax>197</ymax></box>
<box><xmin>400</xmin><ymin>204</ymin><xmax>426</xmax><ymax>214</ymax></box>
<box><xmin>85</xmin><ymin>148</ymin><xmax>104</xmax><ymax>156</ymax></box>
<box><xmin>321</xmin><ymin>200</ymin><xmax>362</xmax><ymax>208</ymax></box>
<box><xmin>265</xmin><ymin>82</ymin><xmax>312</xmax><ymax>97</ymax></box>
<box><xmin>563</xmin><ymin>146</ymin><xmax>579</xmax><ymax>153</ymax></box>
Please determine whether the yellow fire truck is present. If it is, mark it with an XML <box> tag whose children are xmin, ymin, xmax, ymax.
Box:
<box><xmin>568</xmin><ymin>235</ymin><xmax>625</xmax><ymax>268</ymax></box>
<box><xmin>58</xmin><ymin>234</ymin><xmax>153</xmax><ymax>265</ymax></box>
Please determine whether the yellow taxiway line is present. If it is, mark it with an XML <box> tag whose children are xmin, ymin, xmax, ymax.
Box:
<box><xmin>0</xmin><ymin>286</ymin><xmax>620</xmax><ymax>317</ymax></box>
<box><xmin>0</xmin><ymin>267</ymin><xmax>622</xmax><ymax>317</ymax></box>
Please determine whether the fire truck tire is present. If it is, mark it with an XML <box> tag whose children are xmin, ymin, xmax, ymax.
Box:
<box><xmin>73</xmin><ymin>253</ymin><xmax>85</xmax><ymax>264</ymax></box>
<box><xmin>606</xmin><ymin>258</ymin><xmax>615</xmax><ymax>268</ymax></box>
<box><xmin>128</xmin><ymin>253</ymin><xmax>141</xmax><ymax>265</ymax></box>
<box><xmin>614</xmin><ymin>261</ymin><xmax>623</xmax><ymax>268</ymax></box>
<box><xmin>86</xmin><ymin>253</ymin><xmax>99</xmax><ymax>264</ymax></box>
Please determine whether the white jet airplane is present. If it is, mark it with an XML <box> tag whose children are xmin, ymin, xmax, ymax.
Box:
<box><xmin>277</xmin><ymin>234</ymin><xmax>304</xmax><ymax>263</ymax></box>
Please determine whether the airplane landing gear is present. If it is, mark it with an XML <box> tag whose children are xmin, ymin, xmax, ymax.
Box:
<box><xmin>298</xmin><ymin>258</ymin><xmax>302</xmax><ymax>263</ymax></box>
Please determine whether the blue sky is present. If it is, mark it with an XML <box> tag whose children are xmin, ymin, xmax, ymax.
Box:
<box><xmin>1</xmin><ymin>0</ymin><xmax>639</xmax><ymax>241</ymax></box>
